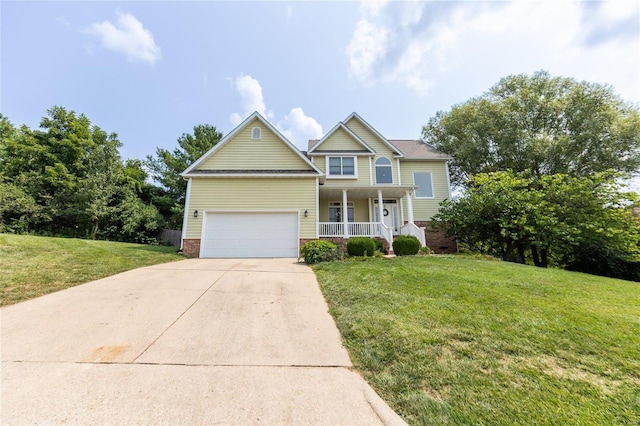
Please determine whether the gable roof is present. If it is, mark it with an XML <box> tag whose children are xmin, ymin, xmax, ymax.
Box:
<box><xmin>389</xmin><ymin>140</ymin><xmax>451</xmax><ymax>160</ymax></box>
<box><xmin>343</xmin><ymin>112</ymin><xmax>404</xmax><ymax>158</ymax></box>
<box><xmin>307</xmin><ymin>122</ymin><xmax>375</xmax><ymax>155</ymax></box>
<box><xmin>182</xmin><ymin>111</ymin><xmax>323</xmax><ymax>177</ymax></box>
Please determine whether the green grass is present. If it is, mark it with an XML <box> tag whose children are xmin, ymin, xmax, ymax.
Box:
<box><xmin>313</xmin><ymin>256</ymin><xmax>640</xmax><ymax>425</ymax></box>
<box><xmin>0</xmin><ymin>233</ymin><xmax>184</xmax><ymax>306</ymax></box>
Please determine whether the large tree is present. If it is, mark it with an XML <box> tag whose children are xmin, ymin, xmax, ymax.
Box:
<box><xmin>422</xmin><ymin>71</ymin><xmax>640</xmax><ymax>186</ymax></box>
<box><xmin>146</xmin><ymin>124</ymin><xmax>223</xmax><ymax>228</ymax></box>
<box><xmin>0</xmin><ymin>107</ymin><xmax>161</xmax><ymax>242</ymax></box>
<box><xmin>433</xmin><ymin>171</ymin><xmax>640</xmax><ymax>278</ymax></box>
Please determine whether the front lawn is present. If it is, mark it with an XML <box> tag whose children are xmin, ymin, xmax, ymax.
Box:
<box><xmin>313</xmin><ymin>256</ymin><xmax>640</xmax><ymax>425</ymax></box>
<box><xmin>0</xmin><ymin>234</ymin><xmax>184</xmax><ymax>306</ymax></box>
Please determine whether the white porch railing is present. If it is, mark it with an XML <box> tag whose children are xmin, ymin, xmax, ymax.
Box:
<box><xmin>400</xmin><ymin>222</ymin><xmax>426</xmax><ymax>247</ymax></box>
<box><xmin>318</xmin><ymin>222</ymin><xmax>394</xmax><ymax>247</ymax></box>
<box><xmin>318</xmin><ymin>222</ymin><xmax>381</xmax><ymax>238</ymax></box>
<box><xmin>318</xmin><ymin>222</ymin><xmax>344</xmax><ymax>237</ymax></box>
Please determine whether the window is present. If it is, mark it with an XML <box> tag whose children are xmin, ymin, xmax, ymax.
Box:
<box><xmin>329</xmin><ymin>202</ymin><xmax>354</xmax><ymax>222</ymax></box>
<box><xmin>251</xmin><ymin>127</ymin><xmax>261</xmax><ymax>139</ymax></box>
<box><xmin>414</xmin><ymin>172</ymin><xmax>434</xmax><ymax>198</ymax></box>
<box><xmin>327</xmin><ymin>156</ymin><xmax>356</xmax><ymax>177</ymax></box>
<box><xmin>375</xmin><ymin>157</ymin><xmax>392</xmax><ymax>184</ymax></box>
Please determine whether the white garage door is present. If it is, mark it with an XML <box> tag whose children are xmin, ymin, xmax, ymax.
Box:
<box><xmin>201</xmin><ymin>212</ymin><xmax>299</xmax><ymax>258</ymax></box>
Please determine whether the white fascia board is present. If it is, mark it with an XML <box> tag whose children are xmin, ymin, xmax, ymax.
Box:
<box><xmin>182</xmin><ymin>173</ymin><xmax>323</xmax><ymax>178</ymax></box>
<box><xmin>181</xmin><ymin>111</ymin><xmax>323</xmax><ymax>176</ymax></box>
<box><xmin>343</xmin><ymin>112</ymin><xmax>405</xmax><ymax>158</ymax></box>
<box><xmin>307</xmin><ymin>151</ymin><xmax>375</xmax><ymax>157</ymax></box>
<box><xmin>182</xmin><ymin>111</ymin><xmax>260</xmax><ymax>175</ymax></box>
<box><xmin>308</xmin><ymin>122</ymin><xmax>376</xmax><ymax>154</ymax></box>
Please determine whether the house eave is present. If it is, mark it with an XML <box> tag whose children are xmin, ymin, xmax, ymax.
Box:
<box><xmin>182</xmin><ymin>169</ymin><xmax>324</xmax><ymax>179</ymax></box>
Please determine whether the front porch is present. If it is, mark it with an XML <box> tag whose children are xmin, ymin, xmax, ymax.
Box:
<box><xmin>317</xmin><ymin>185</ymin><xmax>426</xmax><ymax>247</ymax></box>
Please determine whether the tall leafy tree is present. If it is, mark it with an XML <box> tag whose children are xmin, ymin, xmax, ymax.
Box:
<box><xmin>146</xmin><ymin>124</ymin><xmax>223</xmax><ymax>228</ymax></box>
<box><xmin>434</xmin><ymin>171</ymin><xmax>639</xmax><ymax>277</ymax></box>
<box><xmin>0</xmin><ymin>107</ymin><xmax>162</xmax><ymax>242</ymax></box>
<box><xmin>422</xmin><ymin>70</ymin><xmax>640</xmax><ymax>186</ymax></box>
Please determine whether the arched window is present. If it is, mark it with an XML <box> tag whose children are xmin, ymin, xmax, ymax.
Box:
<box><xmin>251</xmin><ymin>127</ymin><xmax>261</xmax><ymax>139</ymax></box>
<box><xmin>375</xmin><ymin>157</ymin><xmax>392</xmax><ymax>184</ymax></box>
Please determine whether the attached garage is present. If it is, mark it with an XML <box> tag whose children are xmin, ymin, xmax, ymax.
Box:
<box><xmin>200</xmin><ymin>212</ymin><xmax>299</xmax><ymax>258</ymax></box>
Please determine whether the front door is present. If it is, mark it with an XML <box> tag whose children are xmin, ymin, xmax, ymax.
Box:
<box><xmin>374</xmin><ymin>200</ymin><xmax>399</xmax><ymax>235</ymax></box>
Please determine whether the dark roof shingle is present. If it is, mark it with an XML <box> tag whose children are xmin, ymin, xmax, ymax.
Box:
<box><xmin>388</xmin><ymin>140</ymin><xmax>450</xmax><ymax>160</ymax></box>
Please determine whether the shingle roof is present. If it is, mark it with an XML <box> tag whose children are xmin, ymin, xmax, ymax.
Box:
<box><xmin>388</xmin><ymin>140</ymin><xmax>451</xmax><ymax>160</ymax></box>
<box><xmin>307</xmin><ymin>138</ymin><xmax>449</xmax><ymax>160</ymax></box>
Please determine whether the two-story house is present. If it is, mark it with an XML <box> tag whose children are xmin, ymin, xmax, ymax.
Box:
<box><xmin>180</xmin><ymin>111</ymin><xmax>456</xmax><ymax>258</ymax></box>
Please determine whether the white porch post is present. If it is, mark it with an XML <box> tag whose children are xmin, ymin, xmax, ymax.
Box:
<box><xmin>377</xmin><ymin>190</ymin><xmax>384</xmax><ymax>224</ymax></box>
<box><xmin>342</xmin><ymin>189</ymin><xmax>349</xmax><ymax>238</ymax></box>
<box><xmin>405</xmin><ymin>190</ymin><xmax>415</xmax><ymax>224</ymax></box>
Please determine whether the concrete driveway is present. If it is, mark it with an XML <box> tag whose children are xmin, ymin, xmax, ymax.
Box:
<box><xmin>1</xmin><ymin>258</ymin><xmax>405</xmax><ymax>425</ymax></box>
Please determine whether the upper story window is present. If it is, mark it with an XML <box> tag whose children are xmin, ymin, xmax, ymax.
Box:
<box><xmin>251</xmin><ymin>127</ymin><xmax>261</xmax><ymax>139</ymax></box>
<box><xmin>375</xmin><ymin>157</ymin><xmax>392</xmax><ymax>184</ymax></box>
<box><xmin>414</xmin><ymin>172</ymin><xmax>434</xmax><ymax>198</ymax></box>
<box><xmin>327</xmin><ymin>156</ymin><xmax>356</xmax><ymax>177</ymax></box>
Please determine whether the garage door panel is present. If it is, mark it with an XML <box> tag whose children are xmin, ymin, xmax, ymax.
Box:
<box><xmin>201</xmin><ymin>212</ymin><xmax>298</xmax><ymax>258</ymax></box>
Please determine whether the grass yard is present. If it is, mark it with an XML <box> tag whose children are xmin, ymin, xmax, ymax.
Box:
<box><xmin>313</xmin><ymin>256</ymin><xmax>640</xmax><ymax>426</ymax></box>
<box><xmin>0</xmin><ymin>233</ymin><xmax>184</xmax><ymax>306</ymax></box>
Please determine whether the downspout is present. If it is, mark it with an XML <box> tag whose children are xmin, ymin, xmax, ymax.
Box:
<box><xmin>180</xmin><ymin>178</ymin><xmax>192</xmax><ymax>250</ymax></box>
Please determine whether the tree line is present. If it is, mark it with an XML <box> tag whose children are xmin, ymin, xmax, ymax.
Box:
<box><xmin>0</xmin><ymin>106</ymin><xmax>221</xmax><ymax>243</ymax></box>
<box><xmin>425</xmin><ymin>71</ymin><xmax>640</xmax><ymax>281</ymax></box>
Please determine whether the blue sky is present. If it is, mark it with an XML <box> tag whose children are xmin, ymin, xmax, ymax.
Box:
<box><xmin>2</xmin><ymin>1</ymin><xmax>639</xmax><ymax>188</ymax></box>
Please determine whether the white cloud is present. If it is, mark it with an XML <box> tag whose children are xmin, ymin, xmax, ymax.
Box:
<box><xmin>229</xmin><ymin>75</ymin><xmax>323</xmax><ymax>149</ymax></box>
<box><xmin>278</xmin><ymin>107</ymin><xmax>324</xmax><ymax>149</ymax></box>
<box><xmin>346</xmin><ymin>1</ymin><xmax>640</xmax><ymax>100</ymax></box>
<box><xmin>229</xmin><ymin>74</ymin><xmax>273</xmax><ymax>124</ymax></box>
<box><xmin>83</xmin><ymin>10</ymin><xmax>161</xmax><ymax>66</ymax></box>
<box><xmin>346</xmin><ymin>19</ymin><xmax>389</xmax><ymax>86</ymax></box>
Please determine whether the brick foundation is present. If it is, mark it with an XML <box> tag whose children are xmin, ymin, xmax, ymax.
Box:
<box><xmin>182</xmin><ymin>239</ymin><xmax>201</xmax><ymax>258</ymax></box>
<box><xmin>413</xmin><ymin>221</ymin><xmax>457</xmax><ymax>254</ymax></box>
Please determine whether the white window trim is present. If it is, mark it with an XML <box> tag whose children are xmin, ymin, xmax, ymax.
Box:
<box><xmin>328</xmin><ymin>201</ymin><xmax>355</xmax><ymax>222</ymax></box>
<box><xmin>413</xmin><ymin>172</ymin><xmax>434</xmax><ymax>199</ymax></box>
<box><xmin>251</xmin><ymin>127</ymin><xmax>261</xmax><ymax>139</ymax></box>
<box><xmin>325</xmin><ymin>156</ymin><xmax>358</xmax><ymax>179</ymax></box>
<box><xmin>375</xmin><ymin>157</ymin><xmax>393</xmax><ymax>184</ymax></box>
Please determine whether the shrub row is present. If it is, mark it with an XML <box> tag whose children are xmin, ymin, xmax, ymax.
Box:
<box><xmin>301</xmin><ymin>235</ymin><xmax>424</xmax><ymax>264</ymax></box>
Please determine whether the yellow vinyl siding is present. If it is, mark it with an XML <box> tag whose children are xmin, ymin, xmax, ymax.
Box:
<box><xmin>197</xmin><ymin>118</ymin><xmax>312</xmax><ymax>171</ymax></box>
<box><xmin>344</xmin><ymin>118</ymin><xmax>400</xmax><ymax>184</ymax></box>
<box><xmin>311</xmin><ymin>156</ymin><xmax>324</xmax><ymax>173</ymax></box>
<box><xmin>318</xmin><ymin>155</ymin><xmax>371</xmax><ymax>186</ymax></box>
<box><xmin>314</xmin><ymin>127</ymin><xmax>368</xmax><ymax>151</ymax></box>
<box><xmin>185</xmin><ymin>177</ymin><xmax>317</xmax><ymax>239</ymax></box>
<box><xmin>400</xmin><ymin>160</ymin><xmax>450</xmax><ymax>221</ymax></box>
<box><xmin>318</xmin><ymin>198</ymin><xmax>369</xmax><ymax>222</ymax></box>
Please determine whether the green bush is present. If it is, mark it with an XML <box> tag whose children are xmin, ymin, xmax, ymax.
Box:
<box><xmin>393</xmin><ymin>235</ymin><xmax>421</xmax><ymax>256</ymax></box>
<box><xmin>300</xmin><ymin>240</ymin><xmax>339</xmax><ymax>264</ymax></box>
<box><xmin>419</xmin><ymin>246</ymin><xmax>432</xmax><ymax>255</ymax></box>
<box><xmin>374</xmin><ymin>239</ymin><xmax>386</xmax><ymax>254</ymax></box>
<box><xmin>347</xmin><ymin>237</ymin><xmax>377</xmax><ymax>257</ymax></box>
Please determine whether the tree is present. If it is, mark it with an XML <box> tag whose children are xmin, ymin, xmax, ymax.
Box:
<box><xmin>0</xmin><ymin>181</ymin><xmax>43</xmax><ymax>232</ymax></box>
<box><xmin>146</xmin><ymin>124</ymin><xmax>223</xmax><ymax>228</ymax></box>
<box><xmin>433</xmin><ymin>171</ymin><xmax>640</xmax><ymax>275</ymax></box>
<box><xmin>0</xmin><ymin>107</ymin><xmax>162</xmax><ymax>243</ymax></box>
<box><xmin>422</xmin><ymin>71</ymin><xmax>640</xmax><ymax>186</ymax></box>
